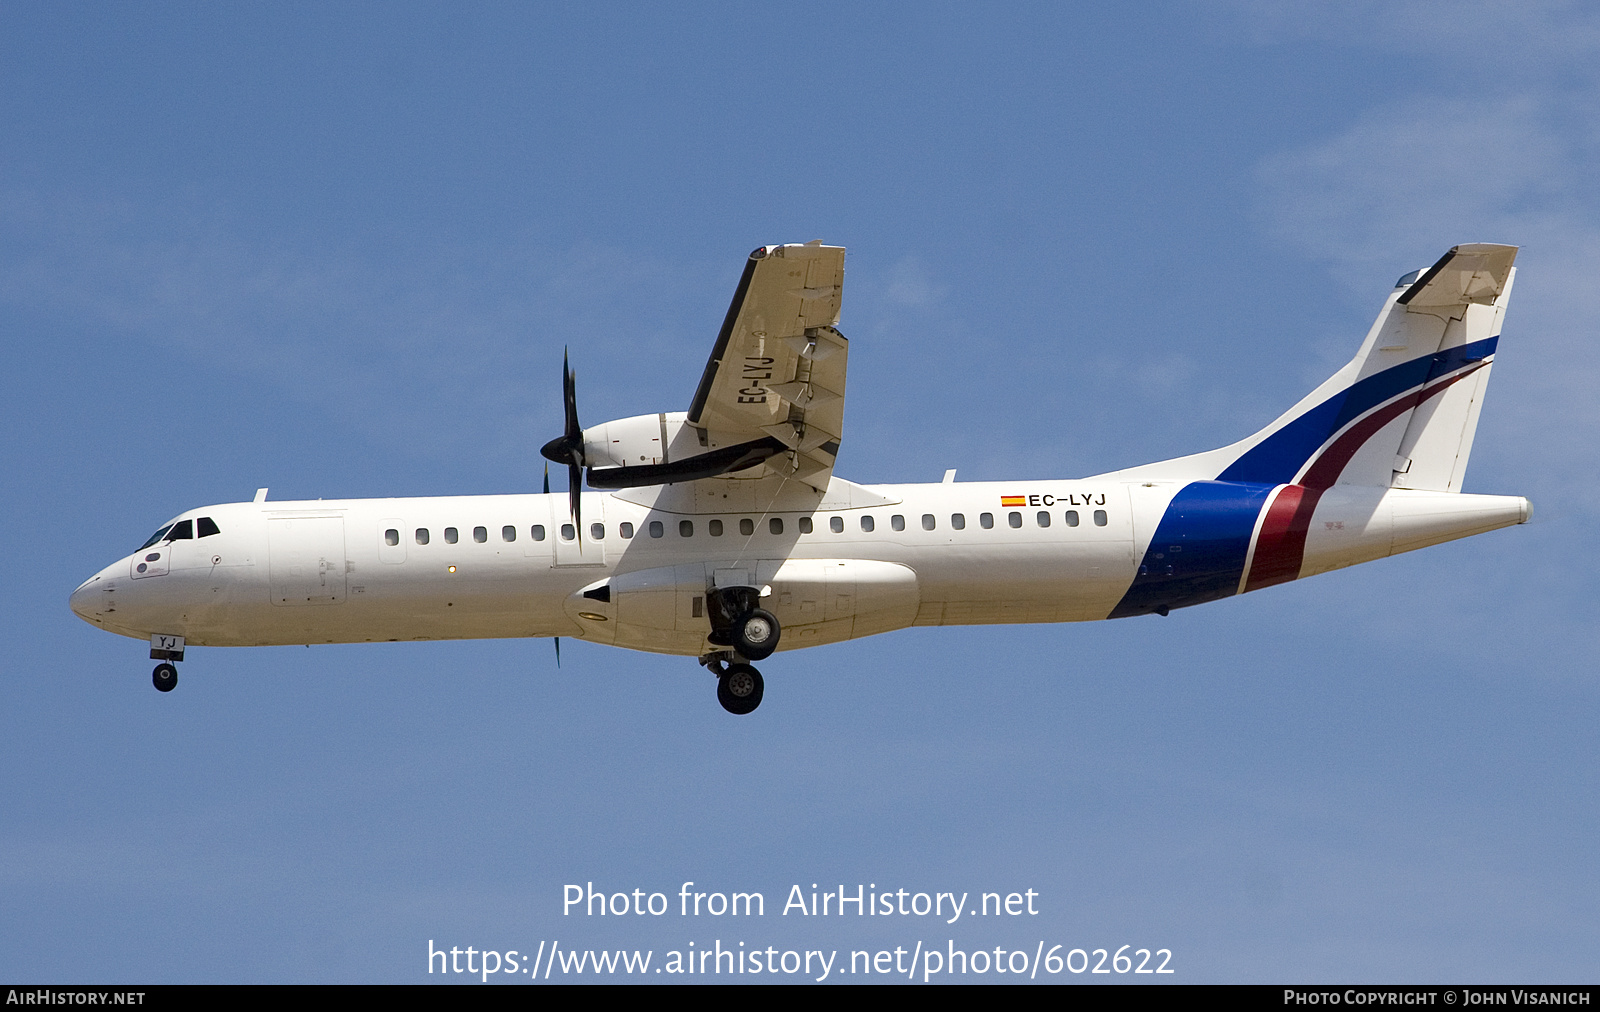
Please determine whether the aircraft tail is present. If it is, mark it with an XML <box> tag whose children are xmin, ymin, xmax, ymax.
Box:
<box><xmin>1101</xmin><ymin>244</ymin><xmax>1523</xmax><ymax>618</ymax></box>
<box><xmin>1100</xmin><ymin>243</ymin><xmax>1517</xmax><ymax>491</ymax></box>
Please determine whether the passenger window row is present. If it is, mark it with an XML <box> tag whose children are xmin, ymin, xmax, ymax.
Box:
<box><xmin>398</xmin><ymin>524</ymin><xmax>537</xmax><ymax>547</ymax></box>
<box><xmin>819</xmin><ymin>510</ymin><xmax>1110</xmax><ymax>532</ymax></box>
<box><xmin>388</xmin><ymin>509</ymin><xmax>1109</xmax><ymax>548</ymax></box>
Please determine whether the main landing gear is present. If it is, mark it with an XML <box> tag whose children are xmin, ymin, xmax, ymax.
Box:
<box><xmin>702</xmin><ymin>586</ymin><xmax>781</xmax><ymax>714</ymax></box>
<box><xmin>705</xmin><ymin>656</ymin><xmax>764</xmax><ymax>715</ymax></box>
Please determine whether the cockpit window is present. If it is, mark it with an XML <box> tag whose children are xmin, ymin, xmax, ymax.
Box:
<box><xmin>167</xmin><ymin>519</ymin><xmax>194</xmax><ymax>540</ymax></box>
<box><xmin>138</xmin><ymin>525</ymin><xmax>173</xmax><ymax>551</ymax></box>
<box><xmin>197</xmin><ymin>517</ymin><xmax>221</xmax><ymax>538</ymax></box>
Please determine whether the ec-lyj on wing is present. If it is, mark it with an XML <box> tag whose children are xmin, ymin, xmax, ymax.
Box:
<box><xmin>685</xmin><ymin>241</ymin><xmax>848</xmax><ymax>492</ymax></box>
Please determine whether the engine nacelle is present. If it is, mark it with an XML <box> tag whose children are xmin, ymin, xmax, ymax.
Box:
<box><xmin>580</xmin><ymin>412</ymin><xmax>790</xmax><ymax>488</ymax></box>
<box><xmin>581</xmin><ymin>411</ymin><xmax>701</xmax><ymax>470</ymax></box>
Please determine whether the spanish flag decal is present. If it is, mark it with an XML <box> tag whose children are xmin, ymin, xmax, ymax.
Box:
<box><xmin>1000</xmin><ymin>495</ymin><xmax>1026</xmax><ymax>506</ymax></box>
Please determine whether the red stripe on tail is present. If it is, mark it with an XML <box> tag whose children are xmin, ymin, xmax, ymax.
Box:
<box><xmin>1244</xmin><ymin>485</ymin><xmax>1319</xmax><ymax>591</ymax></box>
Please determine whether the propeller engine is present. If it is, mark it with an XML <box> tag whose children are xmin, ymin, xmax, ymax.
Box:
<box><xmin>539</xmin><ymin>353</ymin><xmax>791</xmax><ymax>512</ymax></box>
<box><xmin>538</xmin><ymin>349</ymin><xmax>586</xmax><ymax>536</ymax></box>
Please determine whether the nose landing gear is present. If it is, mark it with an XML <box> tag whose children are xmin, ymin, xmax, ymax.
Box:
<box><xmin>149</xmin><ymin>634</ymin><xmax>184</xmax><ymax>693</ymax></box>
<box><xmin>152</xmin><ymin>663</ymin><xmax>178</xmax><ymax>692</ymax></box>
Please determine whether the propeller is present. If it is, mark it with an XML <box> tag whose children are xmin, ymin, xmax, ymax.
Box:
<box><xmin>543</xmin><ymin>463</ymin><xmax>561</xmax><ymax>667</ymax></box>
<box><xmin>539</xmin><ymin>348</ymin><xmax>585</xmax><ymax>539</ymax></box>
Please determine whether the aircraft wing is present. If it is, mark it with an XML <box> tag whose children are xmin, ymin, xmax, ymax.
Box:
<box><xmin>685</xmin><ymin>241</ymin><xmax>848</xmax><ymax>491</ymax></box>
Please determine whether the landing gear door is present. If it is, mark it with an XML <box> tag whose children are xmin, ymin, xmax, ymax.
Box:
<box><xmin>552</xmin><ymin>494</ymin><xmax>606</xmax><ymax>567</ymax></box>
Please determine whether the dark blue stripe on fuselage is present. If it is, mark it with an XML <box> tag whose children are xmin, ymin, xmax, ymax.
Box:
<box><xmin>1216</xmin><ymin>337</ymin><xmax>1497</xmax><ymax>485</ymax></box>
<box><xmin>1109</xmin><ymin>481</ymin><xmax>1276</xmax><ymax>619</ymax></box>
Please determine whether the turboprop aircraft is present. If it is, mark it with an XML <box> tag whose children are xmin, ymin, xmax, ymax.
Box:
<box><xmin>70</xmin><ymin>241</ymin><xmax>1530</xmax><ymax>714</ymax></box>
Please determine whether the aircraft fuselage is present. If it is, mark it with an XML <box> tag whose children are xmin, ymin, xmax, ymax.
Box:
<box><xmin>70</xmin><ymin>477</ymin><xmax>1528</xmax><ymax>655</ymax></box>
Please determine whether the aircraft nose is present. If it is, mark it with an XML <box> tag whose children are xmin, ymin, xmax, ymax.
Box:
<box><xmin>69</xmin><ymin>583</ymin><xmax>89</xmax><ymax>620</ymax></box>
<box><xmin>69</xmin><ymin>570</ymin><xmax>109</xmax><ymax>624</ymax></box>
<box><xmin>69</xmin><ymin>578</ymin><xmax>95</xmax><ymax>620</ymax></box>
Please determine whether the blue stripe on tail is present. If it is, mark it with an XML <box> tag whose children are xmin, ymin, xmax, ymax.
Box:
<box><xmin>1217</xmin><ymin>337</ymin><xmax>1497</xmax><ymax>485</ymax></box>
<box><xmin>1109</xmin><ymin>481</ymin><xmax>1276</xmax><ymax>618</ymax></box>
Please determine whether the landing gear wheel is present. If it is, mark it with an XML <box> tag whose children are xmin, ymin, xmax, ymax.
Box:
<box><xmin>152</xmin><ymin>663</ymin><xmax>178</xmax><ymax>692</ymax></box>
<box><xmin>716</xmin><ymin>663</ymin><xmax>764</xmax><ymax>715</ymax></box>
<box><xmin>734</xmin><ymin>608</ymin><xmax>780</xmax><ymax>661</ymax></box>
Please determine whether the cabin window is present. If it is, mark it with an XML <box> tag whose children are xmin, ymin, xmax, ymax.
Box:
<box><xmin>980</xmin><ymin>512</ymin><xmax>994</xmax><ymax>529</ymax></box>
<box><xmin>649</xmin><ymin>521</ymin><xmax>664</xmax><ymax>538</ymax></box>
<box><xmin>619</xmin><ymin>522</ymin><xmax>634</xmax><ymax>539</ymax></box>
<box><xmin>739</xmin><ymin>518</ymin><xmax>755</xmax><ymax>536</ymax></box>
<box><xmin>1008</xmin><ymin>512</ymin><xmax>1022</xmax><ymax>528</ymax></box>
<box><xmin>384</xmin><ymin>529</ymin><xmax>399</xmax><ymax>546</ymax></box>
<box><xmin>531</xmin><ymin>525</ymin><xmax>546</xmax><ymax>541</ymax></box>
<box><xmin>168</xmin><ymin>519</ymin><xmax>194</xmax><ymax>540</ymax></box>
<box><xmin>197</xmin><ymin>517</ymin><xmax>221</xmax><ymax>538</ymax></box>
<box><xmin>680</xmin><ymin>520</ymin><xmax>694</xmax><ymax>537</ymax></box>
<box><xmin>444</xmin><ymin>527</ymin><xmax>459</xmax><ymax>544</ymax></box>
<box><xmin>768</xmin><ymin>517</ymin><xmax>782</xmax><ymax>535</ymax></box>
<box><xmin>829</xmin><ymin>516</ymin><xmax>844</xmax><ymax>533</ymax></box>
<box><xmin>709</xmin><ymin>519</ymin><xmax>723</xmax><ymax>536</ymax></box>
<box><xmin>502</xmin><ymin>525</ymin><xmax>516</xmax><ymax>542</ymax></box>
<box><xmin>1094</xmin><ymin>509</ymin><xmax>1108</xmax><ymax>526</ymax></box>
<box><xmin>922</xmin><ymin>514</ymin><xmax>936</xmax><ymax>531</ymax></box>
<box><xmin>415</xmin><ymin>528</ymin><xmax>430</xmax><ymax>545</ymax></box>
<box><xmin>473</xmin><ymin>526</ymin><xmax>488</xmax><ymax>543</ymax></box>
<box><xmin>1037</xmin><ymin>511</ymin><xmax>1051</xmax><ymax>528</ymax></box>
<box><xmin>590</xmin><ymin>523</ymin><xmax>605</xmax><ymax>540</ymax></box>
<box><xmin>799</xmin><ymin>516</ymin><xmax>813</xmax><ymax>534</ymax></box>
<box><xmin>560</xmin><ymin>524</ymin><xmax>575</xmax><ymax>541</ymax></box>
<box><xmin>891</xmin><ymin>514</ymin><xmax>905</xmax><ymax>531</ymax></box>
<box><xmin>1065</xmin><ymin>510</ymin><xmax>1079</xmax><ymax>527</ymax></box>
<box><xmin>860</xmin><ymin>515</ymin><xmax>875</xmax><ymax>532</ymax></box>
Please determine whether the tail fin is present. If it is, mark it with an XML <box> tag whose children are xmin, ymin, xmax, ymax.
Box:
<box><xmin>1098</xmin><ymin>243</ymin><xmax>1517</xmax><ymax>491</ymax></box>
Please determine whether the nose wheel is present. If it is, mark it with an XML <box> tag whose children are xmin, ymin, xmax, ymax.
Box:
<box><xmin>715</xmin><ymin>663</ymin><xmax>764</xmax><ymax>715</ymax></box>
<box><xmin>152</xmin><ymin>663</ymin><xmax>178</xmax><ymax>692</ymax></box>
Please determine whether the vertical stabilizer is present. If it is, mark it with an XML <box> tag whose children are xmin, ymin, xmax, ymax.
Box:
<box><xmin>1094</xmin><ymin>244</ymin><xmax>1517</xmax><ymax>491</ymax></box>
<box><xmin>1102</xmin><ymin>244</ymin><xmax>1520</xmax><ymax>617</ymax></box>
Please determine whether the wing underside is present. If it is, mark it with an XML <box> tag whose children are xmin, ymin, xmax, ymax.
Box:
<box><xmin>685</xmin><ymin>242</ymin><xmax>848</xmax><ymax>492</ymax></box>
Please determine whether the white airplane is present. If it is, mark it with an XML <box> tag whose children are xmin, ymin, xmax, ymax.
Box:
<box><xmin>70</xmin><ymin>241</ymin><xmax>1530</xmax><ymax>714</ymax></box>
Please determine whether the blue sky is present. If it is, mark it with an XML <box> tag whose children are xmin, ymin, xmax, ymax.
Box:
<box><xmin>4</xmin><ymin>2</ymin><xmax>1598</xmax><ymax>983</ymax></box>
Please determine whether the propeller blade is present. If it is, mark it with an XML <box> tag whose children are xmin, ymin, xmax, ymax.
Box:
<box><xmin>538</xmin><ymin>348</ymin><xmax>585</xmax><ymax>542</ymax></box>
<box><xmin>540</xmin><ymin>348</ymin><xmax>586</xmax><ymax>468</ymax></box>
<box><xmin>554</xmin><ymin>636</ymin><xmax>561</xmax><ymax>668</ymax></box>
<box><xmin>570</xmin><ymin>460</ymin><xmax>583</xmax><ymax>544</ymax></box>
<box><xmin>562</xmin><ymin>349</ymin><xmax>581</xmax><ymax>449</ymax></box>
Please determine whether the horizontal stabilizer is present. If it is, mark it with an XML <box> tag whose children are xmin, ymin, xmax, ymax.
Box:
<box><xmin>1397</xmin><ymin>243</ymin><xmax>1516</xmax><ymax>309</ymax></box>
